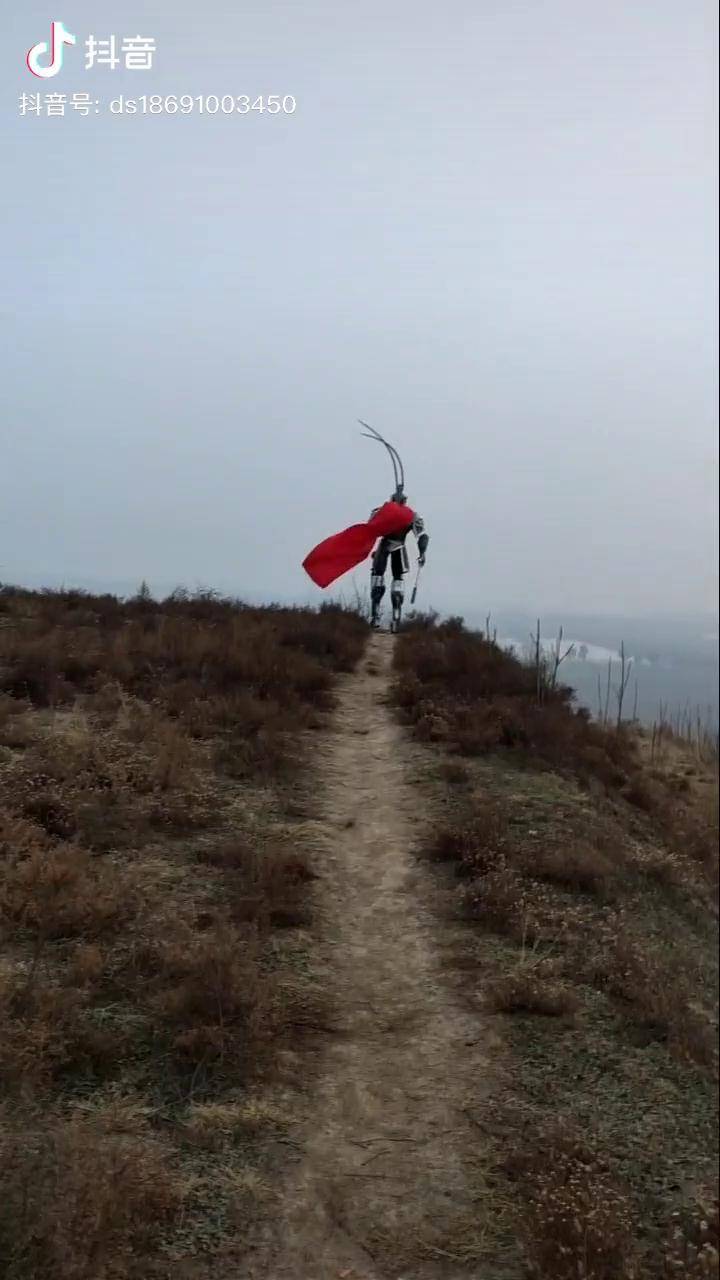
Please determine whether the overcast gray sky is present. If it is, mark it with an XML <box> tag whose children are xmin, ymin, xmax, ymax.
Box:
<box><xmin>2</xmin><ymin>0</ymin><xmax>718</xmax><ymax>617</ymax></box>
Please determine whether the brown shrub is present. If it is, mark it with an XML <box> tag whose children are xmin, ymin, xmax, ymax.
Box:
<box><xmin>505</xmin><ymin>1128</ymin><xmax>637</xmax><ymax>1279</ymax></box>
<box><xmin>0</xmin><ymin>844</ymin><xmax>134</xmax><ymax>941</ymax></box>
<box><xmin>438</xmin><ymin>760</ymin><xmax>471</xmax><ymax>786</ymax></box>
<box><xmin>462</xmin><ymin>862</ymin><xmax>528</xmax><ymax>937</ymax></box>
<box><xmin>22</xmin><ymin>793</ymin><xmax>77</xmax><ymax>840</ymax></box>
<box><xmin>661</xmin><ymin>1195</ymin><xmax>719</xmax><ymax>1278</ymax></box>
<box><xmin>0</xmin><ymin>1107</ymin><xmax>182</xmax><ymax>1279</ymax></box>
<box><xmin>394</xmin><ymin>622</ymin><xmax>536</xmax><ymax>702</ymax></box>
<box><xmin>0</xmin><ymin>975</ymin><xmax>125</xmax><ymax>1094</ymax></box>
<box><xmin>0</xmin><ymin>812</ymin><xmax>49</xmax><ymax>859</ymax></box>
<box><xmin>214</xmin><ymin>725</ymin><xmax>294</xmax><ymax>781</ymax></box>
<box><xmin>451</xmin><ymin>696</ymin><xmax>533</xmax><ymax>755</ymax></box>
<box><xmin>279</xmin><ymin>605</ymin><xmax>366</xmax><ymax>672</ymax></box>
<box><xmin>622</xmin><ymin>774</ymin><xmax>662</xmax><ymax>812</ymax></box>
<box><xmin>175</xmin><ymin>688</ymin><xmax>286</xmax><ymax>739</ymax></box>
<box><xmin>426</xmin><ymin>803</ymin><xmax>511</xmax><ymax>876</ymax></box>
<box><xmin>145</xmin><ymin>922</ymin><xmax>278</xmax><ymax>1075</ymax></box>
<box><xmin>68</xmin><ymin>943</ymin><xmax>105</xmax><ymax>987</ymax></box>
<box><xmin>393</xmin><ymin>624</ymin><xmax>636</xmax><ymax>790</ymax></box>
<box><xmin>668</xmin><ymin>784</ymin><xmax>719</xmax><ymax>890</ymax></box>
<box><xmin>0</xmin><ymin>629</ymin><xmax>104</xmax><ymax>705</ymax></box>
<box><xmin>199</xmin><ymin>835</ymin><xmax>316</xmax><ymax>928</ymax></box>
<box><xmin>0</xmin><ymin>696</ymin><xmax>36</xmax><ymax>750</ymax></box>
<box><xmin>0</xmin><ymin>707</ymin><xmax>217</xmax><ymax>848</ymax></box>
<box><xmin>0</xmin><ymin>591</ymin><xmax>365</xmax><ymax>719</ymax></box>
<box><xmin>425</xmin><ymin>804</ymin><xmax>578</xmax><ymax>941</ymax></box>
<box><xmin>485</xmin><ymin>968</ymin><xmax>579</xmax><ymax>1017</ymax></box>
<box><xmin>71</xmin><ymin>792</ymin><xmax>143</xmax><ymax>853</ymax></box>
<box><xmin>598</xmin><ymin>937</ymin><xmax>716</xmax><ymax>1069</ymax></box>
<box><xmin>146</xmin><ymin>784</ymin><xmax>217</xmax><ymax>833</ymax></box>
<box><xmin>526</xmin><ymin>841</ymin><xmax>616</xmax><ymax>897</ymax></box>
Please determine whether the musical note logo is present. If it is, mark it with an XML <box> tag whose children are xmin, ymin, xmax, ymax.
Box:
<box><xmin>27</xmin><ymin>20</ymin><xmax>76</xmax><ymax>78</ymax></box>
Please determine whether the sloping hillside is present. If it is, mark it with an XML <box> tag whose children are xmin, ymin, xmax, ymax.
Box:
<box><xmin>0</xmin><ymin>586</ymin><xmax>366</xmax><ymax>1279</ymax></box>
<box><xmin>1</xmin><ymin>592</ymin><xmax>717</xmax><ymax>1280</ymax></box>
<box><xmin>391</xmin><ymin>615</ymin><xmax>718</xmax><ymax>1279</ymax></box>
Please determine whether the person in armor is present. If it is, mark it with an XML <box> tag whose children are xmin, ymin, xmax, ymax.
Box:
<box><xmin>369</xmin><ymin>490</ymin><xmax>429</xmax><ymax>631</ymax></box>
<box><xmin>301</xmin><ymin>420</ymin><xmax>429</xmax><ymax>629</ymax></box>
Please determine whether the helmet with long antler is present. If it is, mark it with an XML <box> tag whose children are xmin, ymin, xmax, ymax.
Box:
<box><xmin>358</xmin><ymin>420</ymin><xmax>406</xmax><ymax>501</ymax></box>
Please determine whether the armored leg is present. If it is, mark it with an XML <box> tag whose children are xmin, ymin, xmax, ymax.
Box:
<box><xmin>370</xmin><ymin>540</ymin><xmax>390</xmax><ymax>628</ymax></box>
<box><xmin>389</xmin><ymin>548</ymin><xmax>408</xmax><ymax>634</ymax></box>
<box><xmin>390</xmin><ymin>578</ymin><xmax>404</xmax><ymax>633</ymax></box>
<box><xmin>370</xmin><ymin>575</ymin><xmax>386</xmax><ymax>627</ymax></box>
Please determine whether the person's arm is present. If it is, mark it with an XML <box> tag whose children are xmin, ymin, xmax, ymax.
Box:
<box><xmin>413</xmin><ymin>514</ymin><xmax>429</xmax><ymax>565</ymax></box>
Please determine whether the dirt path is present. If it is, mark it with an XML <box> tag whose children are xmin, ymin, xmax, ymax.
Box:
<box><xmin>252</xmin><ymin>634</ymin><xmax>507</xmax><ymax>1280</ymax></box>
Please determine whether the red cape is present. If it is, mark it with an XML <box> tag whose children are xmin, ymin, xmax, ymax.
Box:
<box><xmin>302</xmin><ymin>501</ymin><xmax>415</xmax><ymax>589</ymax></box>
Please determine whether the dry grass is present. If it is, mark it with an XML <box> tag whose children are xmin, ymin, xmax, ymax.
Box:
<box><xmin>484</xmin><ymin>964</ymin><xmax>579</xmax><ymax>1017</ymax></box>
<box><xmin>141</xmin><ymin>922</ymin><xmax>280</xmax><ymax>1075</ymax></box>
<box><xmin>1</xmin><ymin>838</ymin><xmax>136</xmax><ymax>941</ymax></box>
<box><xmin>199</xmin><ymin>835</ymin><xmax>317</xmax><ymax>929</ymax></box>
<box><xmin>398</xmin><ymin>617</ymin><xmax>719</xmax><ymax>902</ymax></box>
<box><xmin>0</xmin><ymin>971</ymin><xmax>127</xmax><ymax>1096</ymax></box>
<box><xmin>437</xmin><ymin>759</ymin><xmax>471</xmax><ymax>786</ymax></box>
<box><xmin>432</xmin><ymin>792</ymin><xmax>716</xmax><ymax>1067</ymax></box>
<box><xmin>596</xmin><ymin>936</ymin><xmax>717</xmax><ymax>1068</ymax></box>
<box><xmin>0</xmin><ymin>1102</ymin><xmax>184</xmax><ymax>1280</ymax></box>
<box><xmin>394</xmin><ymin>617</ymin><xmax>636</xmax><ymax>786</ymax></box>
<box><xmin>397</xmin><ymin>620</ymin><xmax>718</xmax><ymax>1279</ymax></box>
<box><xmin>182</xmin><ymin>1095</ymin><xmax>289</xmax><ymax>1148</ymax></box>
<box><xmin>395</xmin><ymin>617</ymin><xmax>719</xmax><ymax>890</ymax></box>
<box><xmin>661</xmin><ymin>1196</ymin><xmax>719</xmax><ymax>1278</ymax></box>
<box><xmin>0</xmin><ymin>584</ymin><xmax>366</xmax><ymax>1277</ymax></box>
<box><xmin>504</xmin><ymin>1127</ymin><xmax>638</xmax><ymax>1280</ymax></box>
